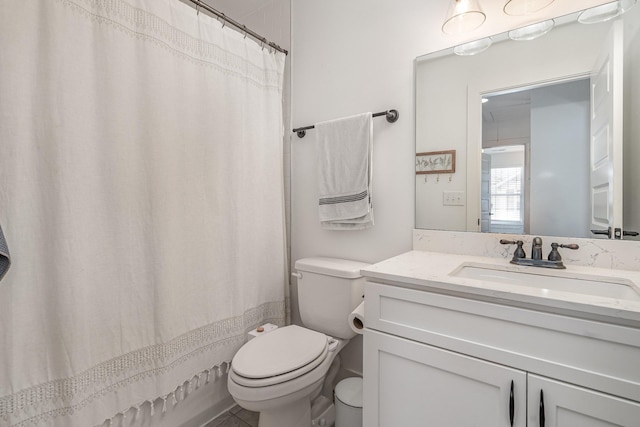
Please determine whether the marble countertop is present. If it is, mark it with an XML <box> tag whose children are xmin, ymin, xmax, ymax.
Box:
<box><xmin>361</xmin><ymin>250</ymin><xmax>640</xmax><ymax>327</ymax></box>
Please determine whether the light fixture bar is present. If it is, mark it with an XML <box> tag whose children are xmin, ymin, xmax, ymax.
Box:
<box><xmin>578</xmin><ymin>0</ymin><xmax>637</xmax><ymax>24</ymax></box>
<box><xmin>508</xmin><ymin>19</ymin><xmax>555</xmax><ymax>40</ymax></box>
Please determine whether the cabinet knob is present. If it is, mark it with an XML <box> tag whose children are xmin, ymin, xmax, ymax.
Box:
<box><xmin>539</xmin><ymin>390</ymin><xmax>545</xmax><ymax>427</ymax></box>
<box><xmin>509</xmin><ymin>380</ymin><xmax>515</xmax><ymax>426</ymax></box>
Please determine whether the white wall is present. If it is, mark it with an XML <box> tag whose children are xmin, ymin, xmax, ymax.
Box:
<box><xmin>290</xmin><ymin>1</ymin><xmax>424</xmax><ymax>374</ymax></box>
<box><xmin>483</xmin><ymin>114</ymin><xmax>530</xmax><ymax>144</ymax></box>
<box><xmin>415</xmin><ymin>52</ymin><xmax>470</xmax><ymax>231</ymax></box>
<box><xmin>530</xmin><ymin>80</ymin><xmax>591</xmax><ymax>238</ymax></box>
<box><xmin>291</xmin><ymin>0</ymin><xmax>611</xmax><ymax>375</ymax></box>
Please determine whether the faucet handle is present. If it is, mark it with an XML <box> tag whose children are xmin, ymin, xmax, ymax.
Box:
<box><xmin>548</xmin><ymin>242</ymin><xmax>579</xmax><ymax>262</ymax></box>
<box><xmin>500</xmin><ymin>239</ymin><xmax>526</xmax><ymax>259</ymax></box>
<box><xmin>500</xmin><ymin>239</ymin><xmax>520</xmax><ymax>245</ymax></box>
<box><xmin>557</xmin><ymin>243</ymin><xmax>579</xmax><ymax>250</ymax></box>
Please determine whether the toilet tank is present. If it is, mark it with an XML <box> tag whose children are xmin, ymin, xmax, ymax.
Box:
<box><xmin>294</xmin><ymin>257</ymin><xmax>370</xmax><ymax>340</ymax></box>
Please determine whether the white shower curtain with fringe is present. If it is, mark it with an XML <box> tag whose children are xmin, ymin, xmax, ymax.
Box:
<box><xmin>0</xmin><ymin>0</ymin><xmax>287</xmax><ymax>426</ymax></box>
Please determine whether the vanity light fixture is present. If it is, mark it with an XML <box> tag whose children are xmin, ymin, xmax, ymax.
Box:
<box><xmin>442</xmin><ymin>0</ymin><xmax>486</xmax><ymax>35</ymax></box>
<box><xmin>453</xmin><ymin>37</ymin><xmax>493</xmax><ymax>55</ymax></box>
<box><xmin>578</xmin><ymin>0</ymin><xmax>637</xmax><ymax>24</ymax></box>
<box><xmin>504</xmin><ymin>0</ymin><xmax>554</xmax><ymax>16</ymax></box>
<box><xmin>508</xmin><ymin>19</ymin><xmax>555</xmax><ymax>41</ymax></box>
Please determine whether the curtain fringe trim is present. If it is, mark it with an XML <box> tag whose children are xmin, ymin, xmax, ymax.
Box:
<box><xmin>1</xmin><ymin>301</ymin><xmax>285</xmax><ymax>426</ymax></box>
<box><xmin>96</xmin><ymin>361</ymin><xmax>232</xmax><ymax>427</ymax></box>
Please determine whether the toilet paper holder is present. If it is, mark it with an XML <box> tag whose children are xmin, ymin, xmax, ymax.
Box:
<box><xmin>349</xmin><ymin>302</ymin><xmax>365</xmax><ymax>335</ymax></box>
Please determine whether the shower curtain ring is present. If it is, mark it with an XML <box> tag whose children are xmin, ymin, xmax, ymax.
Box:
<box><xmin>195</xmin><ymin>1</ymin><xmax>200</xmax><ymax>15</ymax></box>
<box><xmin>220</xmin><ymin>13</ymin><xmax>226</xmax><ymax>28</ymax></box>
<box><xmin>243</xmin><ymin>25</ymin><xmax>247</xmax><ymax>39</ymax></box>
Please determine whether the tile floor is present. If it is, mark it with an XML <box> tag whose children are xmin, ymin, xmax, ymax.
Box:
<box><xmin>203</xmin><ymin>405</ymin><xmax>259</xmax><ymax>427</ymax></box>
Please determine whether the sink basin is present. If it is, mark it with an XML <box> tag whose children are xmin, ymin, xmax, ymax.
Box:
<box><xmin>451</xmin><ymin>263</ymin><xmax>640</xmax><ymax>301</ymax></box>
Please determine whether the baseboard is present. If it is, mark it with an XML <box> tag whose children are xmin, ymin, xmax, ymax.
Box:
<box><xmin>177</xmin><ymin>394</ymin><xmax>235</xmax><ymax>427</ymax></box>
<box><xmin>191</xmin><ymin>395</ymin><xmax>236</xmax><ymax>427</ymax></box>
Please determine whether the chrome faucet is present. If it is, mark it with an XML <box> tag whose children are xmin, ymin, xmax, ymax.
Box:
<box><xmin>531</xmin><ymin>237</ymin><xmax>543</xmax><ymax>260</ymax></box>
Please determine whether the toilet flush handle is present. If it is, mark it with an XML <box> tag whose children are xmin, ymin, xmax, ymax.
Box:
<box><xmin>291</xmin><ymin>272</ymin><xmax>303</xmax><ymax>279</ymax></box>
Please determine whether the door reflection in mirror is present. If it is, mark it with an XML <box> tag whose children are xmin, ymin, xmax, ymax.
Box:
<box><xmin>481</xmin><ymin>79</ymin><xmax>590</xmax><ymax>237</ymax></box>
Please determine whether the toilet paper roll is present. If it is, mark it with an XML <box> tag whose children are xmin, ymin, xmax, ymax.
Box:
<box><xmin>348</xmin><ymin>302</ymin><xmax>365</xmax><ymax>335</ymax></box>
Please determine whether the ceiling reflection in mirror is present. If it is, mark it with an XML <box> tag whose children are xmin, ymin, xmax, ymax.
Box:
<box><xmin>415</xmin><ymin>3</ymin><xmax>640</xmax><ymax>241</ymax></box>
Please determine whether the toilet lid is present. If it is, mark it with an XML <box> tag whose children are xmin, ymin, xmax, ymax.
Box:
<box><xmin>232</xmin><ymin>325</ymin><xmax>328</xmax><ymax>380</ymax></box>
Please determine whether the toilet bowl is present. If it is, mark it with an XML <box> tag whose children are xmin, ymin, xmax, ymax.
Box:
<box><xmin>228</xmin><ymin>325</ymin><xmax>345</xmax><ymax>427</ymax></box>
<box><xmin>227</xmin><ymin>257</ymin><xmax>370</xmax><ymax>427</ymax></box>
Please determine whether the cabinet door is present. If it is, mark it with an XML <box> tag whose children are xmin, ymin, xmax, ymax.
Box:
<box><xmin>528</xmin><ymin>374</ymin><xmax>640</xmax><ymax>427</ymax></box>
<box><xmin>363</xmin><ymin>329</ymin><xmax>526</xmax><ymax>427</ymax></box>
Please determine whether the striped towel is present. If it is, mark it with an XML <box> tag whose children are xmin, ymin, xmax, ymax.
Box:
<box><xmin>315</xmin><ymin>112</ymin><xmax>374</xmax><ymax>230</ymax></box>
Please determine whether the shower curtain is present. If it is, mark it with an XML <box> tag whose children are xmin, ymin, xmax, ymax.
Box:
<box><xmin>0</xmin><ymin>0</ymin><xmax>287</xmax><ymax>426</ymax></box>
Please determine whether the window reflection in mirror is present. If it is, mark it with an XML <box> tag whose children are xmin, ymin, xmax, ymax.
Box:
<box><xmin>482</xmin><ymin>146</ymin><xmax>526</xmax><ymax>234</ymax></box>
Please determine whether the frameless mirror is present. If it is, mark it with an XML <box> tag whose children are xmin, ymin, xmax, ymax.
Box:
<box><xmin>415</xmin><ymin>2</ymin><xmax>640</xmax><ymax>240</ymax></box>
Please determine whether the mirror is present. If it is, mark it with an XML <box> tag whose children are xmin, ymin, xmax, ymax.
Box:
<box><xmin>415</xmin><ymin>3</ymin><xmax>640</xmax><ymax>240</ymax></box>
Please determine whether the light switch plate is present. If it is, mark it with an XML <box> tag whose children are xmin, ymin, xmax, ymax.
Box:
<box><xmin>443</xmin><ymin>191</ymin><xmax>465</xmax><ymax>206</ymax></box>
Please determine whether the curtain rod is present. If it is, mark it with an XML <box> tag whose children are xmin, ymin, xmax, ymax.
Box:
<box><xmin>187</xmin><ymin>0</ymin><xmax>288</xmax><ymax>55</ymax></box>
<box><xmin>293</xmin><ymin>109</ymin><xmax>399</xmax><ymax>138</ymax></box>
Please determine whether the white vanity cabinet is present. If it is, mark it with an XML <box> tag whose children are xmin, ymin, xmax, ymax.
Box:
<box><xmin>365</xmin><ymin>329</ymin><xmax>527</xmax><ymax>426</ymax></box>
<box><xmin>362</xmin><ymin>281</ymin><xmax>640</xmax><ymax>427</ymax></box>
<box><xmin>527</xmin><ymin>375</ymin><xmax>640</xmax><ymax>427</ymax></box>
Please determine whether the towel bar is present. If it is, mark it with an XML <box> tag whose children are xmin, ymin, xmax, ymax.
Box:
<box><xmin>292</xmin><ymin>109</ymin><xmax>399</xmax><ymax>138</ymax></box>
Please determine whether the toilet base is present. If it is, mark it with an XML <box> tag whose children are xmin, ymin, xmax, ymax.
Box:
<box><xmin>311</xmin><ymin>395</ymin><xmax>335</xmax><ymax>427</ymax></box>
<box><xmin>255</xmin><ymin>392</ymin><xmax>335</xmax><ymax>427</ymax></box>
<box><xmin>232</xmin><ymin>380</ymin><xmax>323</xmax><ymax>427</ymax></box>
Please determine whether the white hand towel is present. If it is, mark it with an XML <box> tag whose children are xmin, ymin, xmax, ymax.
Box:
<box><xmin>315</xmin><ymin>112</ymin><xmax>374</xmax><ymax>230</ymax></box>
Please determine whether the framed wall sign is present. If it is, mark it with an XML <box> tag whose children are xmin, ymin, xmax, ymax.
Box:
<box><xmin>416</xmin><ymin>150</ymin><xmax>456</xmax><ymax>174</ymax></box>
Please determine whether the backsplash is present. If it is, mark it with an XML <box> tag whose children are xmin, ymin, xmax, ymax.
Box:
<box><xmin>414</xmin><ymin>229</ymin><xmax>640</xmax><ymax>272</ymax></box>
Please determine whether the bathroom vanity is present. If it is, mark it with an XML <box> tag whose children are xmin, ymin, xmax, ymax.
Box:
<box><xmin>393</xmin><ymin>1</ymin><xmax>640</xmax><ymax>424</ymax></box>
<box><xmin>361</xmin><ymin>250</ymin><xmax>640</xmax><ymax>427</ymax></box>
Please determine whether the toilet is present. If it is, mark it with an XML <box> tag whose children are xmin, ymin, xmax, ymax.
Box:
<box><xmin>227</xmin><ymin>257</ymin><xmax>370</xmax><ymax>427</ymax></box>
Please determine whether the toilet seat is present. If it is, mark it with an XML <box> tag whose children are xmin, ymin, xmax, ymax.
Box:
<box><xmin>230</xmin><ymin>325</ymin><xmax>329</xmax><ymax>388</ymax></box>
